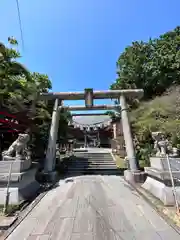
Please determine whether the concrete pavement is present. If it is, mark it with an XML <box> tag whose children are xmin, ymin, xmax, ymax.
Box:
<box><xmin>6</xmin><ymin>175</ymin><xmax>180</xmax><ymax>240</ymax></box>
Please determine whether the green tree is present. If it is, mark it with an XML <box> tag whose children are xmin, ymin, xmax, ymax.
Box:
<box><xmin>0</xmin><ymin>38</ymin><xmax>71</xmax><ymax>159</ymax></box>
<box><xmin>111</xmin><ymin>26</ymin><xmax>180</xmax><ymax>100</ymax></box>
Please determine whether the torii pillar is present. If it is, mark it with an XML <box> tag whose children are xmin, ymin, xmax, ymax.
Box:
<box><xmin>44</xmin><ymin>99</ymin><xmax>60</xmax><ymax>180</ymax></box>
<box><xmin>120</xmin><ymin>94</ymin><xmax>145</xmax><ymax>183</ymax></box>
<box><xmin>120</xmin><ymin>94</ymin><xmax>137</xmax><ymax>170</ymax></box>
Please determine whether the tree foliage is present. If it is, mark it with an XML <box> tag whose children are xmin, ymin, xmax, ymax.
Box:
<box><xmin>111</xmin><ymin>26</ymin><xmax>180</xmax><ymax>100</ymax></box>
<box><xmin>0</xmin><ymin>38</ymin><xmax>71</xmax><ymax>158</ymax></box>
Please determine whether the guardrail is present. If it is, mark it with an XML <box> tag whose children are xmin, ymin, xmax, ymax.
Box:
<box><xmin>166</xmin><ymin>155</ymin><xmax>180</xmax><ymax>214</ymax></box>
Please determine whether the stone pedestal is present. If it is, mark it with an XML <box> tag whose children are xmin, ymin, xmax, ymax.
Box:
<box><xmin>124</xmin><ymin>170</ymin><xmax>146</xmax><ymax>183</ymax></box>
<box><xmin>142</xmin><ymin>156</ymin><xmax>180</xmax><ymax>206</ymax></box>
<box><xmin>0</xmin><ymin>159</ymin><xmax>40</xmax><ymax>205</ymax></box>
<box><xmin>42</xmin><ymin>171</ymin><xmax>58</xmax><ymax>182</ymax></box>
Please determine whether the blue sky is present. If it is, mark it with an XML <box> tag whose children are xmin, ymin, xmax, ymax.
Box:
<box><xmin>1</xmin><ymin>0</ymin><xmax>180</xmax><ymax>111</ymax></box>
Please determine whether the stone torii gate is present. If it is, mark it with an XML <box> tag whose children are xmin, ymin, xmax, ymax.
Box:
<box><xmin>40</xmin><ymin>88</ymin><xmax>144</xmax><ymax>182</ymax></box>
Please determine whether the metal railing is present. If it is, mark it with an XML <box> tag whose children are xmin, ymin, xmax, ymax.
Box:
<box><xmin>0</xmin><ymin>161</ymin><xmax>15</xmax><ymax>214</ymax></box>
<box><xmin>166</xmin><ymin>154</ymin><xmax>180</xmax><ymax>214</ymax></box>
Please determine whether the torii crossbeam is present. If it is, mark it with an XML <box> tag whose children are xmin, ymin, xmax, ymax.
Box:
<box><xmin>59</xmin><ymin>104</ymin><xmax>120</xmax><ymax>111</ymax></box>
<box><xmin>40</xmin><ymin>89</ymin><xmax>143</xmax><ymax>100</ymax></box>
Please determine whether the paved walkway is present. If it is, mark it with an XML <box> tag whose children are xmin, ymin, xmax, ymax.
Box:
<box><xmin>6</xmin><ymin>175</ymin><xmax>180</xmax><ymax>240</ymax></box>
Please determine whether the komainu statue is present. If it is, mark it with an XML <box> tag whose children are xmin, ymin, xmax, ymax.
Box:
<box><xmin>152</xmin><ymin>132</ymin><xmax>169</xmax><ymax>157</ymax></box>
<box><xmin>2</xmin><ymin>133</ymin><xmax>30</xmax><ymax>161</ymax></box>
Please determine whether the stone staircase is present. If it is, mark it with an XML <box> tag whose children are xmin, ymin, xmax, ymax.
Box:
<box><xmin>66</xmin><ymin>149</ymin><xmax>121</xmax><ymax>175</ymax></box>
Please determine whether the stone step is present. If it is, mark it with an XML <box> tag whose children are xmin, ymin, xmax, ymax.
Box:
<box><xmin>68</xmin><ymin>160</ymin><xmax>115</xmax><ymax>164</ymax></box>
<box><xmin>69</xmin><ymin>159</ymin><xmax>115</xmax><ymax>163</ymax></box>
<box><xmin>67</xmin><ymin>169</ymin><xmax>122</xmax><ymax>175</ymax></box>
<box><xmin>74</xmin><ymin>152</ymin><xmax>111</xmax><ymax>154</ymax></box>
<box><xmin>73</xmin><ymin>157</ymin><xmax>114</xmax><ymax>160</ymax></box>
<box><xmin>69</xmin><ymin>165</ymin><xmax>116</xmax><ymax>168</ymax></box>
<box><xmin>68</xmin><ymin>164</ymin><xmax>116</xmax><ymax>167</ymax></box>
<box><xmin>65</xmin><ymin>152</ymin><xmax>117</xmax><ymax>175</ymax></box>
<box><xmin>68</xmin><ymin>166</ymin><xmax>118</xmax><ymax>170</ymax></box>
<box><xmin>74</xmin><ymin>153</ymin><xmax>111</xmax><ymax>155</ymax></box>
<box><xmin>73</xmin><ymin>156</ymin><xmax>113</xmax><ymax>158</ymax></box>
<box><xmin>71</xmin><ymin>159</ymin><xmax>115</xmax><ymax>162</ymax></box>
<box><xmin>69</xmin><ymin>162</ymin><xmax>116</xmax><ymax>166</ymax></box>
<box><xmin>74</xmin><ymin>157</ymin><xmax>113</xmax><ymax>161</ymax></box>
<box><xmin>69</xmin><ymin>163</ymin><xmax>116</xmax><ymax>167</ymax></box>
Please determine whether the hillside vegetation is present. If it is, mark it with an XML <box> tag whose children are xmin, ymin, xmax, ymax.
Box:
<box><xmin>110</xmin><ymin>26</ymin><xmax>180</xmax><ymax>165</ymax></box>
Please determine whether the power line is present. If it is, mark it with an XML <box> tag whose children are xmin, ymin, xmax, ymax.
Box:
<box><xmin>15</xmin><ymin>0</ymin><xmax>25</xmax><ymax>51</ymax></box>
